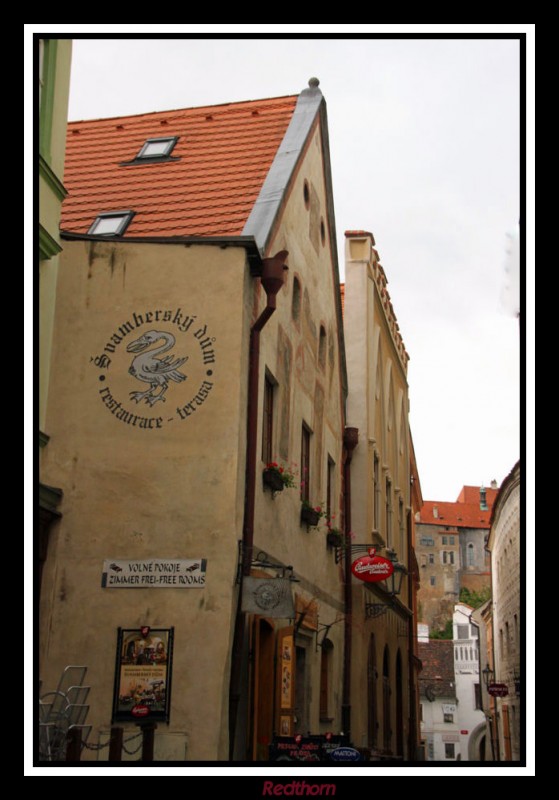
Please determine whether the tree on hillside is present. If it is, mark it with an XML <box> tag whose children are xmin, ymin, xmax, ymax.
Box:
<box><xmin>459</xmin><ymin>586</ymin><xmax>491</xmax><ymax>609</ymax></box>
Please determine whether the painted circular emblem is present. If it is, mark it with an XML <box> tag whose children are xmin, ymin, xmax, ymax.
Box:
<box><xmin>254</xmin><ymin>582</ymin><xmax>282</xmax><ymax>611</ymax></box>
<box><xmin>90</xmin><ymin>308</ymin><xmax>217</xmax><ymax>430</ymax></box>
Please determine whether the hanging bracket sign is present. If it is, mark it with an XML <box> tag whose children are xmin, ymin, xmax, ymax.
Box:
<box><xmin>488</xmin><ymin>683</ymin><xmax>509</xmax><ymax>697</ymax></box>
<box><xmin>351</xmin><ymin>548</ymin><xmax>394</xmax><ymax>584</ymax></box>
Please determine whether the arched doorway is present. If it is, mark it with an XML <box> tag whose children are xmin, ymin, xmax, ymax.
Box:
<box><xmin>382</xmin><ymin>645</ymin><xmax>391</xmax><ymax>753</ymax></box>
<box><xmin>251</xmin><ymin>618</ymin><xmax>275</xmax><ymax>760</ymax></box>
<box><xmin>468</xmin><ymin>722</ymin><xmax>489</xmax><ymax>761</ymax></box>
<box><xmin>396</xmin><ymin>649</ymin><xmax>404</xmax><ymax>757</ymax></box>
<box><xmin>367</xmin><ymin>635</ymin><xmax>377</xmax><ymax>749</ymax></box>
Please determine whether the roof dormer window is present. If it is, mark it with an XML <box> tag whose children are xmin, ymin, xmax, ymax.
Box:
<box><xmin>88</xmin><ymin>211</ymin><xmax>135</xmax><ymax>236</ymax></box>
<box><xmin>136</xmin><ymin>136</ymin><xmax>178</xmax><ymax>160</ymax></box>
<box><xmin>120</xmin><ymin>137</ymin><xmax>180</xmax><ymax>167</ymax></box>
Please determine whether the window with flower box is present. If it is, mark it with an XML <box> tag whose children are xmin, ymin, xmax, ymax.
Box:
<box><xmin>262</xmin><ymin>372</ymin><xmax>276</xmax><ymax>464</ymax></box>
<box><xmin>301</xmin><ymin>424</ymin><xmax>311</xmax><ymax>503</ymax></box>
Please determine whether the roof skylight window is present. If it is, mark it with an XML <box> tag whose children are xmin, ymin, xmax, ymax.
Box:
<box><xmin>136</xmin><ymin>137</ymin><xmax>178</xmax><ymax>160</ymax></box>
<box><xmin>88</xmin><ymin>211</ymin><xmax>134</xmax><ymax>236</ymax></box>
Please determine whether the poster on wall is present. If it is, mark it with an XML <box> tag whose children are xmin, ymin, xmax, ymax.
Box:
<box><xmin>112</xmin><ymin>627</ymin><xmax>174</xmax><ymax>723</ymax></box>
<box><xmin>280</xmin><ymin>634</ymin><xmax>293</xmax><ymax>710</ymax></box>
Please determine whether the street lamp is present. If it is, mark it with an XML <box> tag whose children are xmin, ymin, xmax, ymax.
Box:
<box><xmin>364</xmin><ymin>549</ymin><xmax>407</xmax><ymax>618</ymax></box>
<box><xmin>482</xmin><ymin>664</ymin><xmax>495</xmax><ymax>688</ymax></box>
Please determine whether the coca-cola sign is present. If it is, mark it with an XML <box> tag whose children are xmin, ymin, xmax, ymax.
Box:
<box><xmin>351</xmin><ymin>548</ymin><xmax>394</xmax><ymax>583</ymax></box>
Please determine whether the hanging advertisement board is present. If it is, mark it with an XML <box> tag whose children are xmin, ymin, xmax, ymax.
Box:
<box><xmin>112</xmin><ymin>627</ymin><xmax>174</xmax><ymax>723</ymax></box>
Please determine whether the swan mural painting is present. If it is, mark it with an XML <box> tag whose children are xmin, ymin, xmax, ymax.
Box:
<box><xmin>126</xmin><ymin>330</ymin><xmax>188</xmax><ymax>406</ymax></box>
<box><xmin>90</xmin><ymin>308</ymin><xmax>218</xmax><ymax>429</ymax></box>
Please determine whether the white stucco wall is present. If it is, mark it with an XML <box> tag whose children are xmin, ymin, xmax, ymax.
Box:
<box><xmin>420</xmin><ymin>696</ymin><xmax>460</xmax><ymax>761</ymax></box>
<box><xmin>453</xmin><ymin>604</ymin><xmax>486</xmax><ymax>760</ymax></box>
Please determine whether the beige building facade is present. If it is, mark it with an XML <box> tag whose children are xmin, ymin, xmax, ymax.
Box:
<box><xmin>39</xmin><ymin>82</ymin><xmax>349</xmax><ymax>761</ymax></box>
<box><xmin>486</xmin><ymin>461</ymin><xmax>521</xmax><ymax>761</ymax></box>
<box><xmin>343</xmin><ymin>230</ymin><xmax>418</xmax><ymax>759</ymax></box>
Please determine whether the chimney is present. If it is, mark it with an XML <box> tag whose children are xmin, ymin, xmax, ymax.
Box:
<box><xmin>433</xmin><ymin>505</ymin><xmax>439</xmax><ymax>519</ymax></box>
<box><xmin>480</xmin><ymin>486</ymin><xmax>488</xmax><ymax>511</ymax></box>
<box><xmin>490</xmin><ymin>479</ymin><xmax>498</xmax><ymax>490</ymax></box>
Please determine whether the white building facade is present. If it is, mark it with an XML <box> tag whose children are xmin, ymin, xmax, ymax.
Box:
<box><xmin>420</xmin><ymin>694</ymin><xmax>461</xmax><ymax>762</ymax></box>
<box><xmin>418</xmin><ymin>639</ymin><xmax>459</xmax><ymax>762</ymax></box>
<box><xmin>453</xmin><ymin>604</ymin><xmax>487</xmax><ymax>760</ymax></box>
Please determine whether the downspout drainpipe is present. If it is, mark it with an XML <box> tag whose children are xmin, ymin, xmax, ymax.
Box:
<box><xmin>342</xmin><ymin>426</ymin><xmax>358</xmax><ymax>740</ymax></box>
<box><xmin>229</xmin><ymin>250</ymin><xmax>288</xmax><ymax>760</ymax></box>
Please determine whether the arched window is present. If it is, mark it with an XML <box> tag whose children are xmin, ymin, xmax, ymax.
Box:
<box><xmin>373</xmin><ymin>452</ymin><xmax>380</xmax><ymax>532</ymax></box>
<box><xmin>398</xmin><ymin>498</ymin><xmax>405</xmax><ymax>559</ymax></box>
<box><xmin>395</xmin><ymin>650</ymin><xmax>404</xmax><ymax>757</ymax></box>
<box><xmin>368</xmin><ymin>635</ymin><xmax>377</xmax><ymax>748</ymax></box>
<box><xmin>383</xmin><ymin>646</ymin><xmax>391</xmax><ymax>752</ymax></box>
<box><xmin>385</xmin><ymin>478</ymin><xmax>392</xmax><ymax>547</ymax></box>
<box><xmin>292</xmin><ymin>276</ymin><xmax>301</xmax><ymax>322</ymax></box>
<box><xmin>467</xmin><ymin>543</ymin><xmax>474</xmax><ymax>567</ymax></box>
<box><xmin>318</xmin><ymin>325</ymin><xmax>326</xmax><ymax>368</ymax></box>
<box><xmin>319</xmin><ymin>639</ymin><xmax>333</xmax><ymax>720</ymax></box>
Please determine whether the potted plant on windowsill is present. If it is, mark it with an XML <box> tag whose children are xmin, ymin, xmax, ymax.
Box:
<box><xmin>300</xmin><ymin>501</ymin><xmax>324</xmax><ymax>528</ymax></box>
<box><xmin>263</xmin><ymin>462</ymin><xmax>297</xmax><ymax>493</ymax></box>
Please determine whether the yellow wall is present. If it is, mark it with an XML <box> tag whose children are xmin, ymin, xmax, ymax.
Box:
<box><xmin>250</xmin><ymin>120</ymin><xmax>346</xmax><ymax>737</ymax></box>
<box><xmin>40</xmin><ymin>240</ymin><xmax>251</xmax><ymax>760</ymax></box>
<box><xmin>40</xmin><ymin>110</ymin><xmax>348</xmax><ymax>760</ymax></box>
<box><xmin>344</xmin><ymin>231</ymin><xmax>412</xmax><ymax>757</ymax></box>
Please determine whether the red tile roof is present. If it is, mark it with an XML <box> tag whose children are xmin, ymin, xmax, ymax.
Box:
<box><xmin>418</xmin><ymin>640</ymin><xmax>455</xmax><ymax>696</ymax></box>
<box><xmin>456</xmin><ymin>485</ymin><xmax>499</xmax><ymax>505</ymax></box>
<box><xmin>61</xmin><ymin>95</ymin><xmax>298</xmax><ymax>238</ymax></box>
<box><xmin>419</xmin><ymin>485</ymin><xmax>498</xmax><ymax>529</ymax></box>
<box><xmin>339</xmin><ymin>283</ymin><xmax>345</xmax><ymax>317</ymax></box>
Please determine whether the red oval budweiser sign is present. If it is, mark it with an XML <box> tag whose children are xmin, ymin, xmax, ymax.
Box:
<box><xmin>351</xmin><ymin>550</ymin><xmax>394</xmax><ymax>583</ymax></box>
<box><xmin>131</xmin><ymin>703</ymin><xmax>150</xmax><ymax>718</ymax></box>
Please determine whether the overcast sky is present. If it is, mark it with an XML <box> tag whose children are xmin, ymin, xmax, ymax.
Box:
<box><xmin>37</xmin><ymin>27</ymin><xmax>530</xmax><ymax>503</ymax></box>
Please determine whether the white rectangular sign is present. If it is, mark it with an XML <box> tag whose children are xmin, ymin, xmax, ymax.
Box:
<box><xmin>102</xmin><ymin>559</ymin><xmax>206</xmax><ymax>588</ymax></box>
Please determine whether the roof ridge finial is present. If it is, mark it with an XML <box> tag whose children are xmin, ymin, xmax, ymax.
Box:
<box><xmin>308</xmin><ymin>77</ymin><xmax>320</xmax><ymax>89</ymax></box>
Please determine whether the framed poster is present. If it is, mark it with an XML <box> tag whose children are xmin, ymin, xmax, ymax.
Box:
<box><xmin>279</xmin><ymin>716</ymin><xmax>292</xmax><ymax>736</ymax></box>
<box><xmin>112</xmin><ymin>627</ymin><xmax>174</xmax><ymax>723</ymax></box>
<box><xmin>275</xmin><ymin>627</ymin><xmax>294</xmax><ymax>737</ymax></box>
